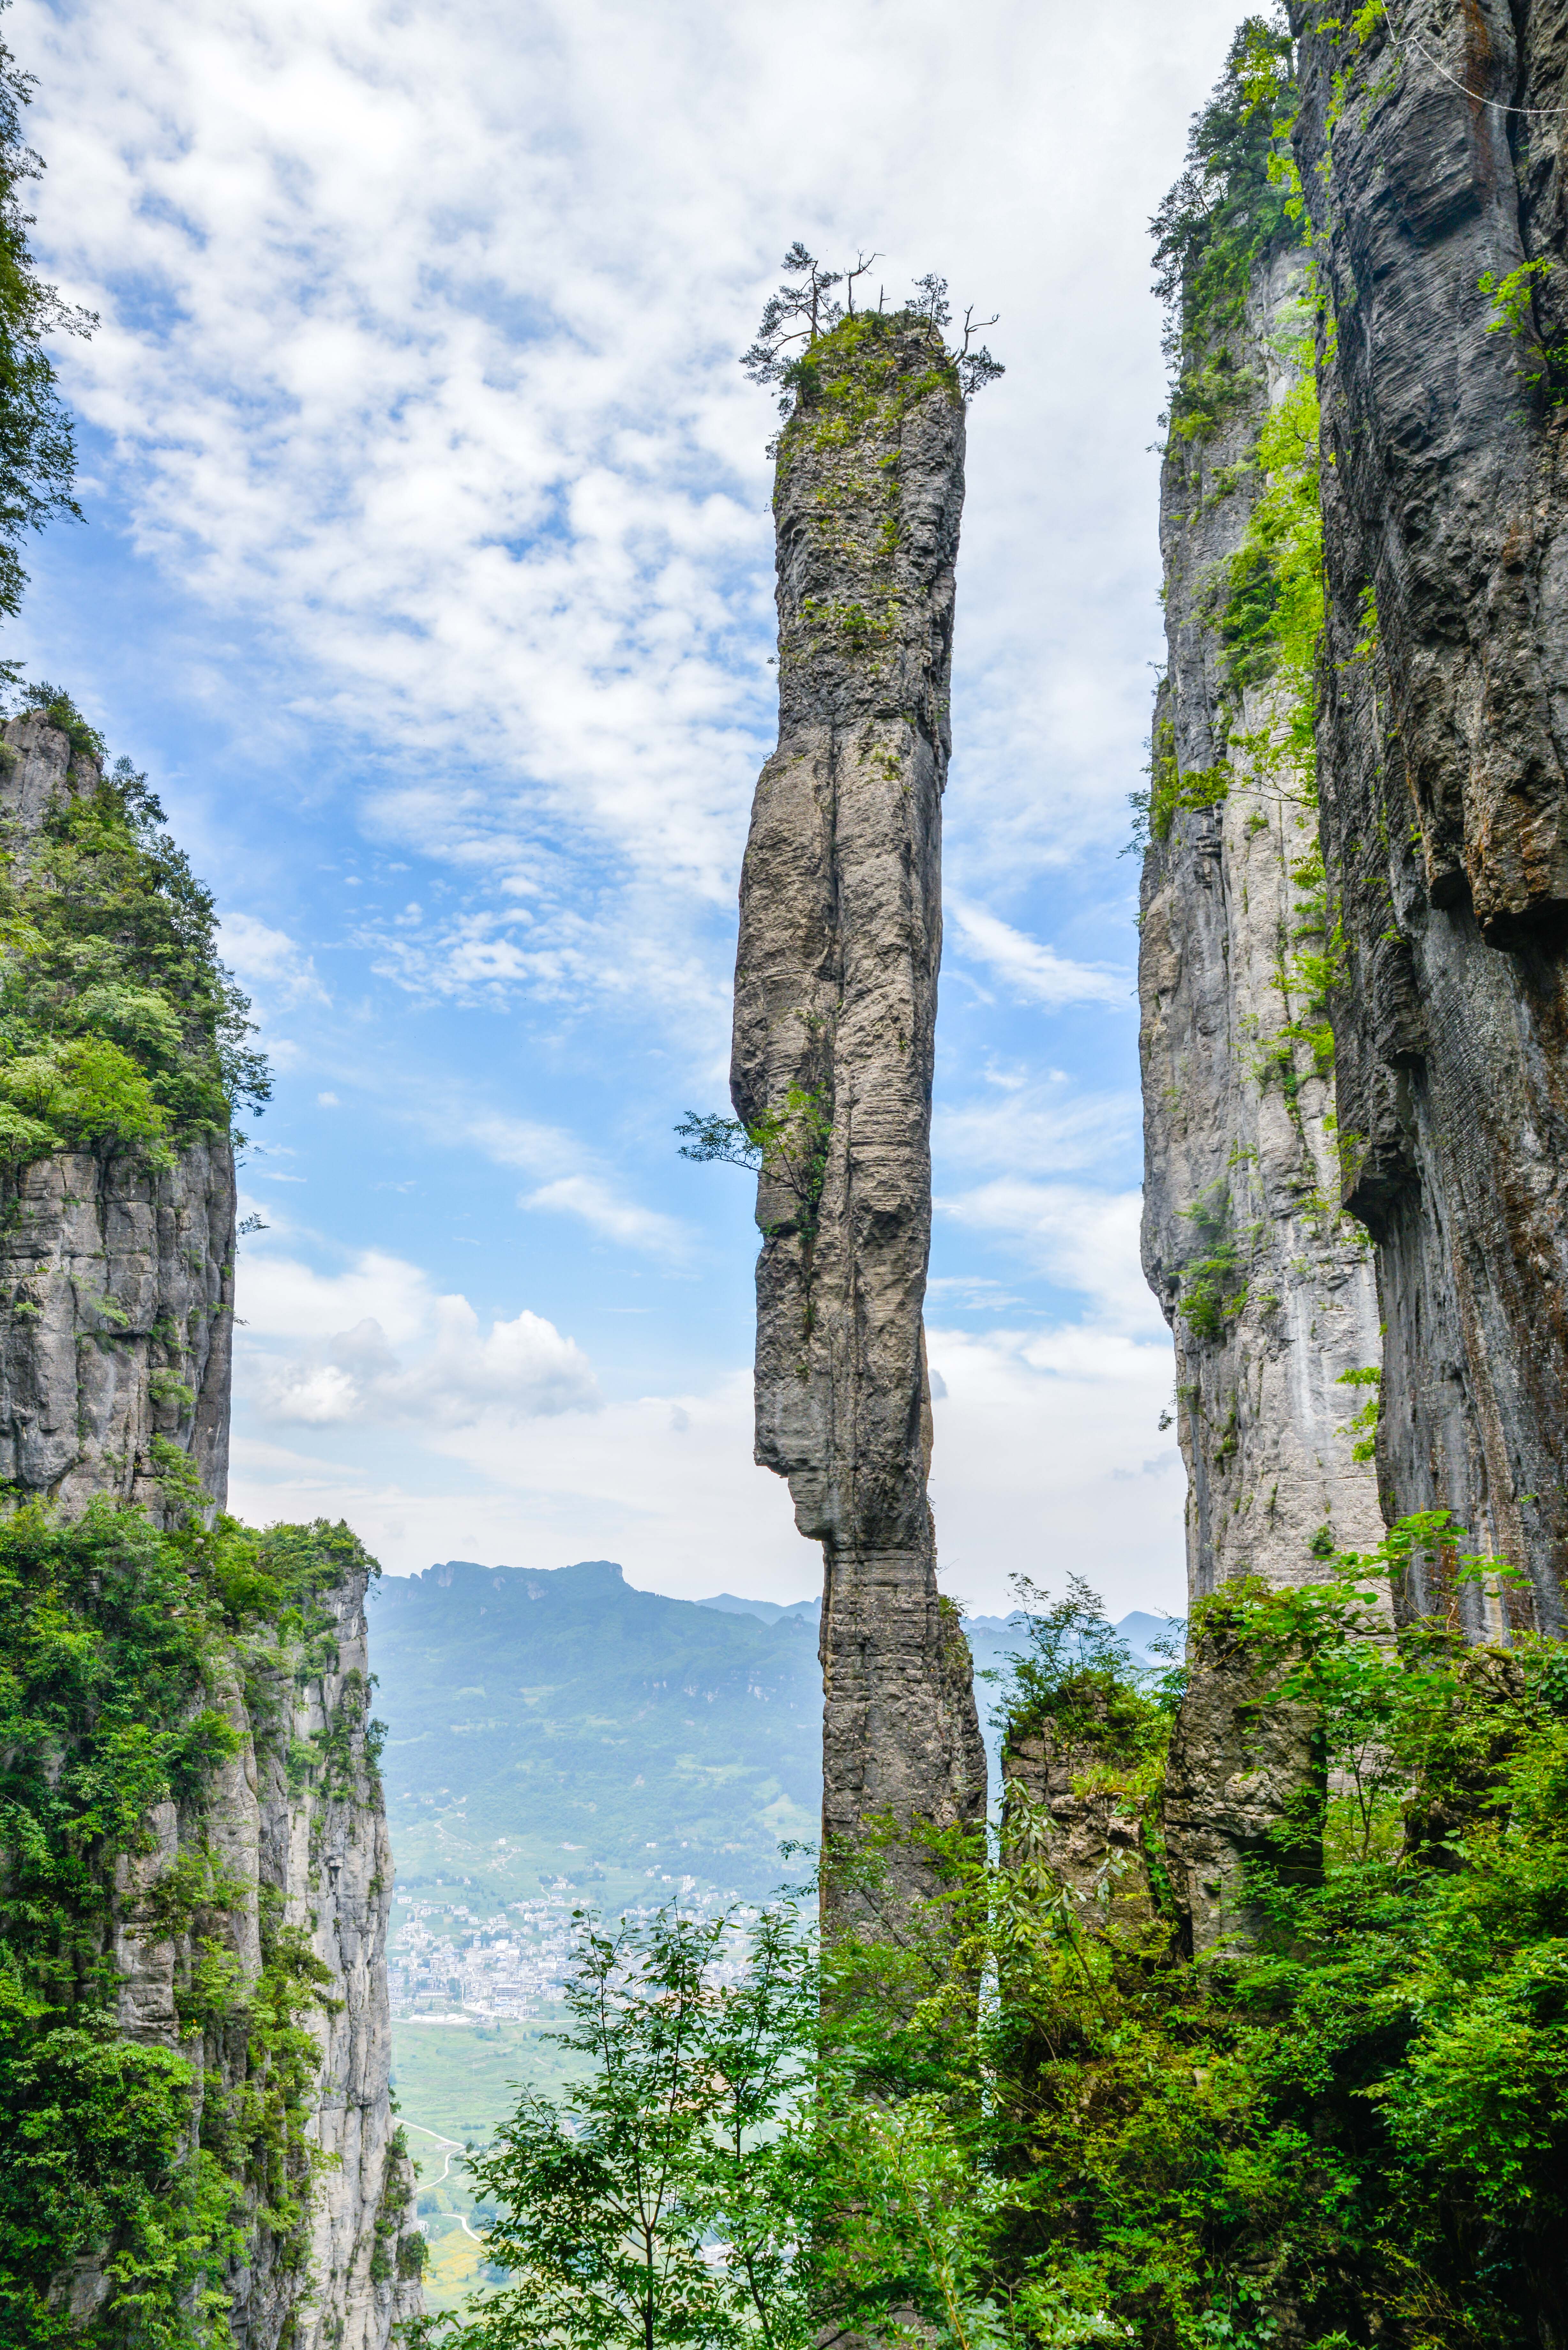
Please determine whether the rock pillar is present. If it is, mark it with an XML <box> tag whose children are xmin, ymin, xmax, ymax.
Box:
<box><xmin>730</xmin><ymin>315</ymin><xmax>987</xmax><ymax>1925</ymax></box>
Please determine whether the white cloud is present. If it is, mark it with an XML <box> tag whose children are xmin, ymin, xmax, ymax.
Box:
<box><xmin>239</xmin><ymin>1245</ymin><xmax>599</xmax><ymax>1426</ymax></box>
<box><xmin>923</xmin><ymin>1322</ymin><xmax>1182</xmax><ymax>1615</ymax></box>
<box><xmin>388</xmin><ymin>1100</ymin><xmax>692</xmax><ymax>1258</ymax></box>
<box><xmin>15</xmin><ymin>0</ymin><xmax>1246</xmax><ymax>1035</ymax></box>
<box><xmin>938</xmin><ymin>1180</ymin><xmax>1163</xmax><ymax>1335</ymax></box>
<box><xmin>934</xmin><ymin>1075</ymin><xmax>1138</xmax><ymax>1182</ymax></box>
<box><xmin>220</xmin><ymin>910</ymin><xmax>330</xmax><ymax>1005</ymax></box>
<box><xmin>230</xmin><ymin>1366</ymin><xmax>813</xmax><ymax>1597</ymax></box>
<box><xmin>230</xmin><ymin>1323</ymin><xmax>1183</xmax><ymax>1618</ymax></box>
<box><xmin>948</xmin><ymin>901</ymin><xmax>1129</xmax><ymax>1010</ymax></box>
<box><xmin>521</xmin><ymin>1174</ymin><xmax>687</xmax><ymax>1257</ymax></box>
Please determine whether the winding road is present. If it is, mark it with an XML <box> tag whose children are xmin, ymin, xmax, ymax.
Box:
<box><xmin>400</xmin><ymin>2120</ymin><xmax>483</xmax><ymax>2239</ymax></box>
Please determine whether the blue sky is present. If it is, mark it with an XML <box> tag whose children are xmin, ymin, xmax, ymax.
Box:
<box><xmin>7</xmin><ymin>0</ymin><xmax>1246</xmax><ymax>1614</ymax></box>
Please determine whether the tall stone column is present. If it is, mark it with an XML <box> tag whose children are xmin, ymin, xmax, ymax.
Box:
<box><xmin>730</xmin><ymin>315</ymin><xmax>987</xmax><ymax>1927</ymax></box>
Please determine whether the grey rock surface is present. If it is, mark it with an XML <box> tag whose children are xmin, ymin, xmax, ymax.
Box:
<box><xmin>0</xmin><ymin>717</ymin><xmax>236</xmax><ymax>1520</ymax></box>
<box><xmin>112</xmin><ymin>1564</ymin><xmax>424</xmax><ymax>2349</ymax></box>
<box><xmin>730</xmin><ymin>321</ymin><xmax>986</xmax><ymax>1919</ymax></box>
<box><xmin>1161</xmin><ymin>1614</ymin><xmax>1323</xmax><ymax>1958</ymax></box>
<box><xmin>1139</xmin><ymin>239</ymin><xmax>1382</xmax><ymax>1953</ymax></box>
<box><xmin>1292</xmin><ymin>2</ymin><xmax>1568</xmax><ymax>1636</ymax></box>
<box><xmin>1001</xmin><ymin>1714</ymin><xmax>1151</xmax><ymax>1933</ymax></box>
<box><xmin>0</xmin><ymin>710</ymin><xmax>419</xmax><ymax>2339</ymax></box>
<box><xmin>1140</xmin><ymin>254</ymin><xmax>1384</xmax><ymax>1604</ymax></box>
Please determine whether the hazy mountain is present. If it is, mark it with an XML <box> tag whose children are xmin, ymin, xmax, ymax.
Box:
<box><xmin>370</xmin><ymin>1562</ymin><xmax>1181</xmax><ymax>1912</ymax></box>
<box><xmin>371</xmin><ymin>1558</ymin><xmax>822</xmax><ymax>1908</ymax></box>
<box><xmin>697</xmin><ymin>1592</ymin><xmax>821</xmax><ymax>1626</ymax></box>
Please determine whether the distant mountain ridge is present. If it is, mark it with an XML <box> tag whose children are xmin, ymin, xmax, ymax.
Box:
<box><xmin>370</xmin><ymin>1561</ymin><xmax>1179</xmax><ymax>1911</ymax></box>
<box><xmin>371</xmin><ymin>1558</ymin><xmax>821</xmax><ymax>1905</ymax></box>
<box><xmin>698</xmin><ymin>1592</ymin><xmax>821</xmax><ymax>1627</ymax></box>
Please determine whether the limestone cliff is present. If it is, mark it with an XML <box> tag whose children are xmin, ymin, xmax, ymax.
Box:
<box><xmin>109</xmin><ymin>1541</ymin><xmax>423</xmax><ymax>2350</ymax></box>
<box><xmin>1138</xmin><ymin>33</ymin><xmax>1385</xmax><ymax>1952</ymax></box>
<box><xmin>729</xmin><ymin>313</ymin><xmax>986</xmax><ymax>1918</ymax></box>
<box><xmin>0</xmin><ymin>706</ymin><xmax>420</xmax><ymax>2342</ymax></box>
<box><xmin>1140</xmin><ymin>252</ymin><xmax>1383</xmax><ymax>1604</ymax></box>
<box><xmin>0</xmin><ymin>716</ymin><xmax>237</xmax><ymax>1520</ymax></box>
<box><xmin>1291</xmin><ymin>0</ymin><xmax>1568</xmax><ymax>1638</ymax></box>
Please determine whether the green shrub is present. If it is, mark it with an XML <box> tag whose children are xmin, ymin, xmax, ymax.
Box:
<box><xmin>448</xmin><ymin>1533</ymin><xmax>1568</xmax><ymax>2350</ymax></box>
<box><xmin>0</xmin><ymin>1502</ymin><xmax>376</xmax><ymax>2343</ymax></box>
<box><xmin>0</xmin><ymin>688</ymin><xmax>270</xmax><ymax>1167</ymax></box>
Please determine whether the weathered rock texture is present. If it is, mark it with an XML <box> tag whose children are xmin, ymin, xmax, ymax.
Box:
<box><xmin>108</xmin><ymin>1558</ymin><xmax>423</xmax><ymax>2350</ymax></box>
<box><xmin>1292</xmin><ymin>2</ymin><xmax>1568</xmax><ymax>1637</ymax></box>
<box><xmin>1140</xmin><ymin>225</ymin><xmax>1383</xmax><ymax>1954</ymax></box>
<box><xmin>0</xmin><ymin>712</ymin><xmax>419</xmax><ymax>2340</ymax></box>
<box><xmin>1001</xmin><ymin>1709</ymin><xmax>1151</xmax><ymax>1934</ymax></box>
<box><xmin>730</xmin><ymin>319</ymin><xmax>986</xmax><ymax>1918</ymax></box>
<box><xmin>1140</xmin><ymin>257</ymin><xmax>1385</xmax><ymax>1606</ymax></box>
<box><xmin>0</xmin><ymin>717</ymin><xmax>237</xmax><ymax>1520</ymax></box>
<box><xmin>1160</xmin><ymin>1618</ymin><xmax>1323</xmax><ymax>1958</ymax></box>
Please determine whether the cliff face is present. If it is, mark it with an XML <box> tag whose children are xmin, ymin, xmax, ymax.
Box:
<box><xmin>0</xmin><ymin>710</ymin><xmax>419</xmax><ymax>2341</ymax></box>
<box><xmin>1140</xmin><ymin>254</ymin><xmax>1384</xmax><ymax>1605</ymax></box>
<box><xmin>1139</xmin><ymin>76</ymin><xmax>1388</xmax><ymax>1949</ymax></box>
<box><xmin>0</xmin><ymin>718</ymin><xmax>236</xmax><ymax>1520</ymax></box>
<box><xmin>1292</xmin><ymin>2</ymin><xmax>1568</xmax><ymax>1635</ymax></box>
<box><xmin>1142</xmin><ymin>257</ymin><xmax>1382</xmax><ymax>1617</ymax></box>
<box><xmin>729</xmin><ymin>316</ymin><xmax>986</xmax><ymax>1917</ymax></box>
<box><xmin>109</xmin><ymin>1547</ymin><xmax>422</xmax><ymax>2350</ymax></box>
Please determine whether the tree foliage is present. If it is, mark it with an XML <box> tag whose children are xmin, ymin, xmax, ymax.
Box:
<box><xmin>0</xmin><ymin>1503</ymin><xmax>379</xmax><ymax>2345</ymax></box>
<box><xmin>0</xmin><ymin>1</ymin><xmax>95</xmax><ymax>621</ymax></box>
<box><xmin>445</xmin><ymin>1525</ymin><xmax>1568</xmax><ymax>2350</ymax></box>
<box><xmin>741</xmin><ymin>244</ymin><xmax>1003</xmax><ymax>409</ymax></box>
<box><xmin>676</xmin><ymin>1086</ymin><xmax>831</xmax><ymax>1239</ymax></box>
<box><xmin>439</xmin><ymin>1905</ymin><xmax>818</xmax><ymax>2350</ymax></box>
<box><xmin>0</xmin><ymin>685</ymin><xmax>269</xmax><ymax>1165</ymax></box>
<box><xmin>1150</xmin><ymin>14</ymin><xmax>1301</xmax><ymax>440</ymax></box>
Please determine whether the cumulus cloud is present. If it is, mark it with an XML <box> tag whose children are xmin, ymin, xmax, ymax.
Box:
<box><xmin>221</xmin><ymin>911</ymin><xmax>330</xmax><ymax>1006</ymax></box>
<box><xmin>947</xmin><ymin>902</ymin><xmax>1129</xmax><ymax>1011</ymax></box>
<box><xmin>14</xmin><ymin>0</ymin><xmax>1245</xmax><ymax>1029</ymax></box>
<box><xmin>241</xmin><ymin>1246</ymin><xmax>599</xmax><ymax>1428</ymax></box>
<box><xmin>521</xmin><ymin>1174</ymin><xmax>687</xmax><ymax>1257</ymax></box>
<box><xmin>231</xmin><ymin>1327</ymin><xmax>1183</xmax><ymax>1618</ymax></box>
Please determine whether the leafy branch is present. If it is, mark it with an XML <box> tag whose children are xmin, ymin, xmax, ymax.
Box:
<box><xmin>741</xmin><ymin>244</ymin><xmax>1003</xmax><ymax>407</ymax></box>
<box><xmin>676</xmin><ymin>1084</ymin><xmax>832</xmax><ymax>1237</ymax></box>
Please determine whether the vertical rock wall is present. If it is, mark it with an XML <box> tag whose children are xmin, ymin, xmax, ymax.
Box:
<box><xmin>111</xmin><ymin>1555</ymin><xmax>423</xmax><ymax>2350</ymax></box>
<box><xmin>1292</xmin><ymin>2</ymin><xmax>1568</xmax><ymax>1635</ymax></box>
<box><xmin>1140</xmin><ymin>214</ymin><xmax>1379</xmax><ymax>1952</ymax></box>
<box><xmin>0</xmin><ymin>712</ymin><xmax>420</xmax><ymax>2339</ymax></box>
<box><xmin>0</xmin><ymin>717</ymin><xmax>236</xmax><ymax>1520</ymax></box>
<box><xmin>730</xmin><ymin>318</ymin><xmax>986</xmax><ymax>1919</ymax></box>
<box><xmin>1140</xmin><ymin>252</ymin><xmax>1384</xmax><ymax>1601</ymax></box>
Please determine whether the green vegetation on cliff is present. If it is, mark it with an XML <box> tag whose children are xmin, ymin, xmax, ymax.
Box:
<box><xmin>439</xmin><ymin>1525</ymin><xmax>1568</xmax><ymax>2350</ymax></box>
<box><xmin>0</xmin><ymin>1504</ymin><xmax>377</xmax><ymax>2346</ymax></box>
<box><xmin>1151</xmin><ymin>17</ymin><xmax>1302</xmax><ymax>444</ymax></box>
<box><xmin>0</xmin><ymin>5</ymin><xmax>94</xmax><ymax>623</ymax></box>
<box><xmin>0</xmin><ymin>688</ymin><xmax>269</xmax><ymax>1166</ymax></box>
